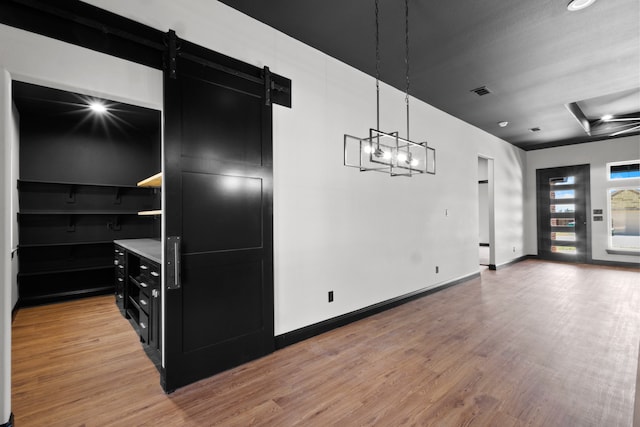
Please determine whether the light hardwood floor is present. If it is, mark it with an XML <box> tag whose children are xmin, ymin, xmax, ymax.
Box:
<box><xmin>12</xmin><ymin>260</ymin><xmax>640</xmax><ymax>426</ymax></box>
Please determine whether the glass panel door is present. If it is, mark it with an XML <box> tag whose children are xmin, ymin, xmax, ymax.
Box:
<box><xmin>537</xmin><ymin>165</ymin><xmax>589</xmax><ymax>263</ymax></box>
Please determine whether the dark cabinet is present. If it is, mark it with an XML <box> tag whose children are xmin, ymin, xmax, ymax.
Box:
<box><xmin>114</xmin><ymin>239</ymin><xmax>161</xmax><ymax>365</ymax></box>
<box><xmin>114</xmin><ymin>246</ymin><xmax>126</xmax><ymax>313</ymax></box>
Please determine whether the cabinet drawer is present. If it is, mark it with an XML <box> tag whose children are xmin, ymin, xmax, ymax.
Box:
<box><xmin>139</xmin><ymin>260</ymin><xmax>159</xmax><ymax>275</ymax></box>
<box><xmin>136</xmin><ymin>277</ymin><xmax>152</xmax><ymax>298</ymax></box>
<box><xmin>115</xmin><ymin>276</ymin><xmax>125</xmax><ymax>292</ymax></box>
<box><xmin>114</xmin><ymin>247</ymin><xmax>125</xmax><ymax>265</ymax></box>
<box><xmin>138</xmin><ymin>294</ymin><xmax>150</xmax><ymax>315</ymax></box>
<box><xmin>139</xmin><ymin>260</ymin><xmax>160</xmax><ymax>288</ymax></box>
<box><xmin>139</xmin><ymin>311</ymin><xmax>149</xmax><ymax>343</ymax></box>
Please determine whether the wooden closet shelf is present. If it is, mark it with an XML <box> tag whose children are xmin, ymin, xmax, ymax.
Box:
<box><xmin>138</xmin><ymin>210</ymin><xmax>162</xmax><ymax>216</ymax></box>
<box><xmin>137</xmin><ymin>173</ymin><xmax>162</xmax><ymax>188</ymax></box>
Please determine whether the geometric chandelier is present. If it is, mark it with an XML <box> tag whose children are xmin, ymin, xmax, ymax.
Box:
<box><xmin>344</xmin><ymin>0</ymin><xmax>435</xmax><ymax>176</ymax></box>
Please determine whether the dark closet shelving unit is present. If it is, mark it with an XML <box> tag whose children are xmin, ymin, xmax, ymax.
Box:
<box><xmin>17</xmin><ymin>180</ymin><xmax>158</xmax><ymax>306</ymax></box>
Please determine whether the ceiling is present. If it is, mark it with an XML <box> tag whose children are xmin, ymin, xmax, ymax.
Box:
<box><xmin>12</xmin><ymin>81</ymin><xmax>160</xmax><ymax>135</ymax></box>
<box><xmin>219</xmin><ymin>0</ymin><xmax>640</xmax><ymax>150</ymax></box>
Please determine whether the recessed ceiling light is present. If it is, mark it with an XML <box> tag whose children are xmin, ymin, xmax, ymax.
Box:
<box><xmin>498</xmin><ymin>121</ymin><xmax>509</xmax><ymax>128</ymax></box>
<box><xmin>601</xmin><ymin>114</ymin><xmax>613</xmax><ymax>121</ymax></box>
<box><xmin>89</xmin><ymin>101</ymin><xmax>107</xmax><ymax>113</ymax></box>
<box><xmin>529</xmin><ymin>127</ymin><xmax>541</xmax><ymax>132</ymax></box>
<box><xmin>567</xmin><ymin>0</ymin><xmax>597</xmax><ymax>11</ymax></box>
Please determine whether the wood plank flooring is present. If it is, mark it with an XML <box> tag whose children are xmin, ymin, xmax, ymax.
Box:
<box><xmin>12</xmin><ymin>260</ymin><xmax>640</xmax><ymax>426</ymax></box>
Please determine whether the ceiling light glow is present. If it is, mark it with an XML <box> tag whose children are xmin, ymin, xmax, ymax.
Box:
<box><xmin>498</xmin><ymin>121</ymin><xmax>509</xmax><ymax>128</ymax></box>
<box><xmin>567</xmin><ymin>0</ymin><xmax>597</xmax><ymax>11</ymax></box>
<box><xmin>601</xmin><ymin>114</ymin><xmax>613</xmax><ymax>121</ymax></box>
<box><xmin>89</xmin><ymin>101</ymin><xmax>107</xmax><ymax>113</ymax></box>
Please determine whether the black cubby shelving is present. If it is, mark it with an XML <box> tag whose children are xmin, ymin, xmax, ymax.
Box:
<box><xmin>18</xmin><ymin>180</ymin><xmax>159</xmax><ymax>306</ymax></box>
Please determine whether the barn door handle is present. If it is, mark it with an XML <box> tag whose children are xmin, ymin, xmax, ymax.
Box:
<box><xmin>167</xmin><ymin>236</ymin><xmax>181</xmax><ymax>290</ymax></box>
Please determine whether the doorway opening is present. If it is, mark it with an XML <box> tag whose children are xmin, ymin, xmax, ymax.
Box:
<box><xmin>478</xmin><ymin>156</ymin><xmax>495</xmax><ymax>268</ymax></box>
<box><xmin>11</xmin><ymin>80</ymin><xmax>162</xmax><ymax>366</ymax></box>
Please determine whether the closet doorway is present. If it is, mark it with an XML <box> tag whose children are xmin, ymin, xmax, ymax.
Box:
<box><xmin>478</xmin><ymin>156</ymin><xmax>495</xmax><ymax>268</ymax></box>
<box><xmin>12</xmin><ymin>81</ymin><xmax>162</xmax><ymax>360</ymax></box>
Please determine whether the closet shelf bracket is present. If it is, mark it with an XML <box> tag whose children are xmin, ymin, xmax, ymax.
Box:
<box><xmin>67</xmin><ymin>184</ymin><xmax>76</xmax><ymax>204</ymax></box>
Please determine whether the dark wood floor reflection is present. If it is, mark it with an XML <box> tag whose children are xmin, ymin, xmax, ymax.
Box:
<box><xmin>12</xmin><ymin>260</ymin><xmax>640</xmax><ymax>426</ymax></box>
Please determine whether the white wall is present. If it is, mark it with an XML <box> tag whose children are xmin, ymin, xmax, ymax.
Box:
<box><xmin>0</xmin><ymin>23</ymin><xmax>163</xmax><ymax>424</ymax></box>
<box><xmin>525</xmin><ymin>135</ymin><xmax>640</xmax><ymax>263</ymax></box>
<box><xmin>80</xmin><ymin>0</ymin><xmax>527</xmax><ymax>333</ymax></box>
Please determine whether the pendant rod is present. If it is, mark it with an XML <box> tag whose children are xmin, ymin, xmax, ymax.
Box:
<box><xmin>405</xmin><ymin>0</ymin><xmax>410</xmax><ymax>141</ymax></box>
<box><xmin>375</xmin><ymin>0</ymin><xmax>381</xmax><ymax>134</ymax></box>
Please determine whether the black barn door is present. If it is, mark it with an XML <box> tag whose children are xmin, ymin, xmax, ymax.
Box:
<box><xmin>536</xmin><ymin>165</ymin><xmax>590</xmax><ymax>263</ymax></box>
<box><xmin>162</xmin><ymin>42</ymin><xmax>274</xmax><ymax>391</ymax></box>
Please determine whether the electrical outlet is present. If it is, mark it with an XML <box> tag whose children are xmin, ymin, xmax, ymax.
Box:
<box><xmin>328</xmin><ymin>291</ymin><xmax>334</xmax><ymax>302</ymax></box>
<box><xmin>436</xmin><ymin>266</ymin><xmax>439</xmax><ymax>274</ymax></box>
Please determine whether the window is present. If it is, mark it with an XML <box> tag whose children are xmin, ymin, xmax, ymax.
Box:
<box><xmin>608</xmin><ymin>160</ymin><xmax>640</xmax><ymax>180</ymax></box>
<box><xmin>550</xmin><ymin>204</ymin><xmax>575</xmax><ymax>213</ymax></box>
<box><xmin>551</xmin><ymin>189</ymin><xmax>575</xmax><ymax>199</ymax></box>
<box><xmin>550</xmin><ymin>176</ymin><xmax>575</xmax><ymax>186</ymax></box>
<box><xmin>607</xmin><ymin>187</ymin><xmax>640</xmax><ymax>252</ymax></box>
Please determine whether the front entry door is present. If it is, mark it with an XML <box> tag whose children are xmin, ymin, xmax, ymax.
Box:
<box><xmin>536</xmin><ymin>165</ymin><xmax>590</xmax><ymax>263</ymax></box>
<box><xmin>162</xmin><ymin>39</ymin><xmax>275</xmax><ymax>391</ymax></box>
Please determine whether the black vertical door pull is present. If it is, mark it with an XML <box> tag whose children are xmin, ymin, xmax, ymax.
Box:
<box><xmin>166</xmin><ymin>236</ymin><xmax>181</xmax><ymax>290</ymax></box>
<box><xmin>162</xmin><ymin>31</ymin><xmax>275</xmax><ymax>392</ymax></box>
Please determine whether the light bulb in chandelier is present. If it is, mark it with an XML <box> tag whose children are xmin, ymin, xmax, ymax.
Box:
<box><xmin>363</xmin><ymin>143</ymin><xmax>374</xmax><ymax>154</ymax></box>
<box><xmin>397</xmin><ymin>152</ymin><xmax>408</xmax><ymax>163</ymax></box>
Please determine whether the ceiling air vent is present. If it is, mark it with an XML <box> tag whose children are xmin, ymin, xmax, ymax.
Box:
<box><xmin>529</xmin><ymin>127</ymin><xmax>541</xmax><ymax>132</ymax></box>
<box><xmin>470</xmin><ymin>86</ymin><xmax>492</xmax><ymax>96</ymax></box>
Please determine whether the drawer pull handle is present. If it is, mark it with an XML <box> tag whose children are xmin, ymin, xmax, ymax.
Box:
<box><xmin>140</xmin><ymin>282</ymin><xmax>148</xmax><ymax>288</ymax></box>
<box><xmin>140</xmin><ymin>299</ymin><xmax>148</xmax><ymax>306</ymax></box>
<box><xmin>152</xmin><ymin>289</ymin><xmax>159</xmax><ymax>298</ymax></box>
<box><xmin>114</xmin><ymin>260</ymin><xmax>119</xmax><ymax>265</ymax></box>
<box><xmin>140</xmin><ymin>322</ymin><xmax>146</xmax><ymax>329</ymax></box>
<box><xmin>118</xmin><ymin>278</ymin><xmax>124</xmax><ymax>282</ymax></box>
<box><xmin>118</xmin><ymin>265</ymin><xmax>124</xmax><ymax>269</ymax></box>
<box><xmin>150</xmin><ymin>271</ymin><xmax>159</xmax><ymax>277</ymax></box>
<box><xmin>140</xmin><ymin>265</ymin><xmax>148</xmax><ymax>270</ymax></box>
